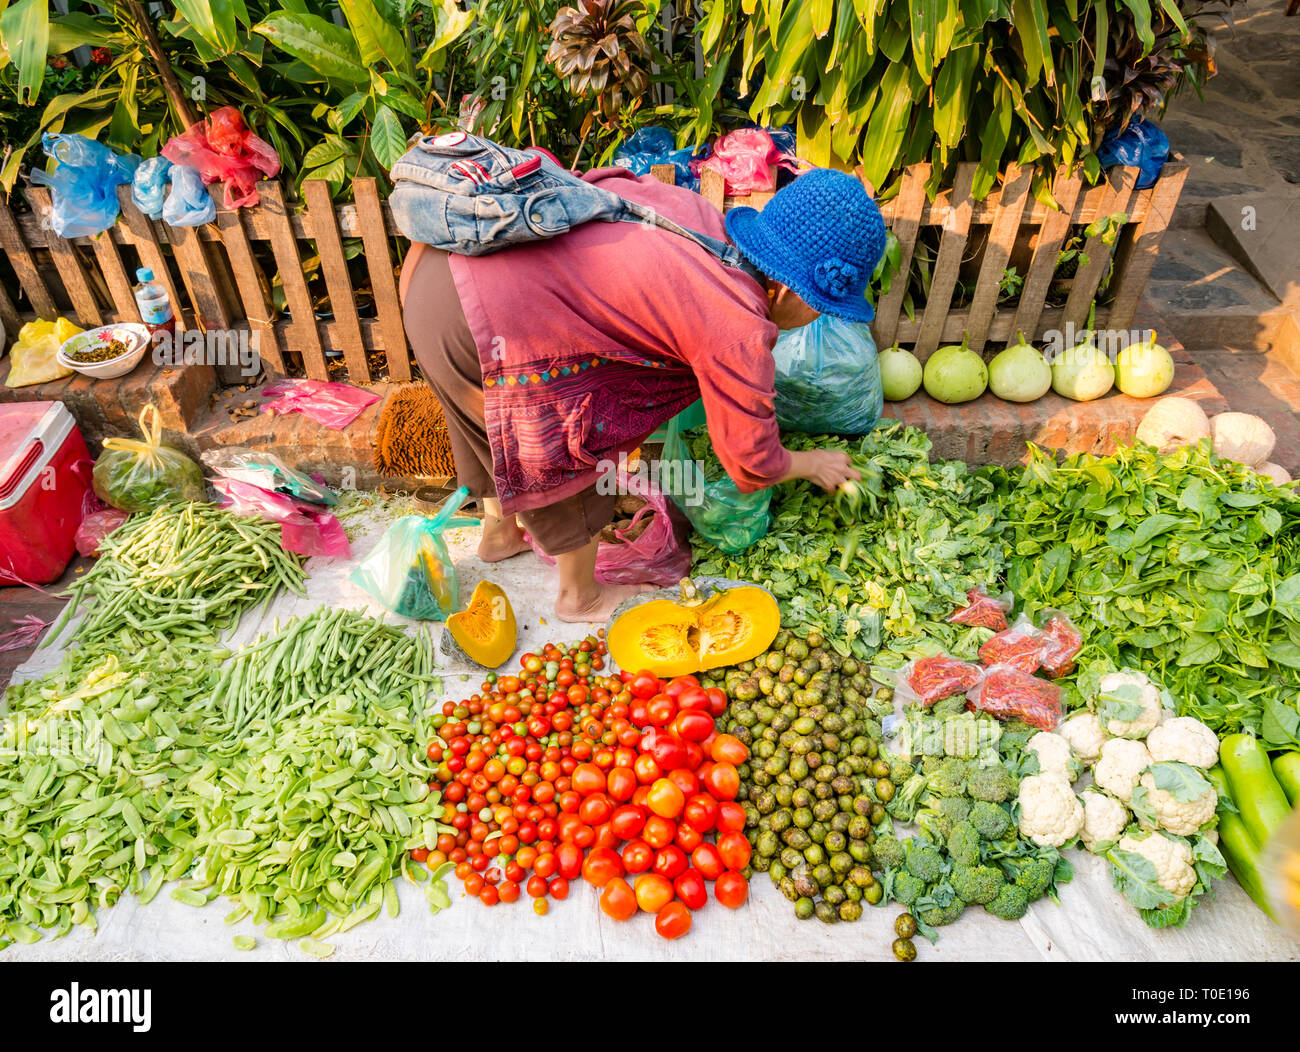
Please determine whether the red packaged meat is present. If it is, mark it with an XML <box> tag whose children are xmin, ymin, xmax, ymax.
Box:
<box><xmin>947</xmin><ymin>587</ymin><xmax>1012</xmax><ymax>631</ymax></box>
<box><xmin>897</xmin><ymin>654</ymin><xmax>985</xmax><ymax>706</ymax></box>
<box><xmin>966</xmin><ymin>664</ymin><xmax>1062</xmax><ymax>731</ymax></box>
<box><xmin>1038</xmin><ymin>611</ymin><xmax>1083</xmax><ymax>678</ymax></box>
<box><xmin>978</xmin><ymin>616</ymin><xmax>1043</xmax><ymax>674</ymax></box>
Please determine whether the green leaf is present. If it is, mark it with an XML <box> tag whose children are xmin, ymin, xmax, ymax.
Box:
<box><xmin>932</xmin><ymin>45</ymin><xmax>976</xmax><ymax>147</ymax></box>
<box><xmin>255</xmin><ymin>12</ymin><xmax>367</xmax><ymax>86</ymax></box>
<box><xmin>857</xmin><ymin>60</ymin><xmax>915</xmax><ymax>189</ymax></box>
<box><xmin>369</xmin><ymin>103</ymin><xmax>408</xmax><ymax>169</ymax></box>
<box><xmin>1261</xmin><ymin>697</ymin><xmax>1300</xmax><ymax>748</ymax></box>
<box><xmin>303</xmin><ymin>139</ymin><xmax>347</xmax><ymax>167</ymax></box>
<box><xmin>1116</xmin><ymin>0</ymin><xmax>1155</xmax><ymax>54</ymax></box>
<box><xmin>1011</xmin><ymin>0</ymin><xmax>1054</xmax><ymax>86</ymax></box>
<box><xmin>1</xmin><ymin>0</ymin><xmax>50</xmax><ymax>105</ymax></box>
<box><xmin>1097</xmin><ymin>682</ymin><xmax>1145</xmax><ymax>724</ymax></box>
<box><xmin>48</xmin><ymin>12</ymin><xmax>121</xmax><ymax>53</ymax></box>
<box><xmin>1265</xmin><ymin>641</ymin><xmax>1300</xmax><ymax>669</ymax></box>
<box><xmin>1148</xmin><ymin>761</ymin><xmax>1211</xmax><ymax>804</ymax></box>
<box><xmin>1177</xmin><ymin>633</ymin><xmax>1221</xmax><ymax>667</ymax></box>
<box><xmin>1108</xmin><ymin>846</ymin><xmax>1178</xmax><ymax>911</ymax></box>
<box><xmin>1129</xmin><ymin>513</ymin><xmax>1183</xmax><ymax>549</ymax></box>
<box><xmin>339</xmin><ymin>0</ymin><xmax>412</xmax><ymax>75</ymax></box>
<box><xmin>173</xmin><ymin>0</ymin><xmax>239</xmax><ymax>54</ymax></box>
<box><xmin>1274</xmin><ymin>575</ymin><xmax>1300</xmax><ymax>622</ymax></box>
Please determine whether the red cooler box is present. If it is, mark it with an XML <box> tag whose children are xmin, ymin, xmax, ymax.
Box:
<box><xmin>0</xmin><ymin>401</ymin><xmax>91</xmax><ymax>585</ymax></box>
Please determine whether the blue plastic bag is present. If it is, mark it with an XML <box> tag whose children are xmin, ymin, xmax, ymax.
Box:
<box><xmin>161</xmin><ymin>164</ymin><xmax>216</xmax><ymax>226</ymax></box>
<box><xmin>613</xmin><ymin>126</ymin><xmax>702</xmax><ymax>191</ymax></box>
<box><xmin>1097</xmin><ymin>118</ymin><xmax>1170</xmax><ymax>190</ymax></box>
<box><xmin>29</xmin><ymin>133</ymin><xmax>141</xmax><ymax>238</ymax></box>
<box><xmin>772</xmin><ymin>314</ymin><xmax>883</xmax><ymax>434</ymax></box>
<box><xmin>132</xmin><ymin>156</ymin><xmax>173</xmax><ymax>220</ymax></box>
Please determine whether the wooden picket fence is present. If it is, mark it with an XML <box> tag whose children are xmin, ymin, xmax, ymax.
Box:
<box><xmin>0</xmin><ymin>159</ymin><xmax>1186</xmax><ymax>385</ymax></box>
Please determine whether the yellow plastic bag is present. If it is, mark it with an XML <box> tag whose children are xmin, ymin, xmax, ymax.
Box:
<box><xmin>92</xmin><ymin>405</ymin><xmax>207</xmax><ymax>512</ymax></box>
<box><xmin>4</xmin><ymin>317</ymin><xmax>83</xmax><ymax>388</ymax></box>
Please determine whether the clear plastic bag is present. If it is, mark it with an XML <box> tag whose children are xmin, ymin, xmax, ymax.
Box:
<box><xmin>201</xmin><ymin>447</ymin><xmax>337</xmax><ymax>505</ymax></box>
<box><xmin>132</xmin><ymin>156</ymin><xmax>173</xmax><ymax>220</ymax></box>
<box><xmin>1038</xmin><ymin>610</ymin><xmax>1083</xmax><ymax>679</ymax></box>
<box><xmin>525</xmin><ymin>468</ymin><xmax>691</xmax><ymax>585</ymax></box>
<box><xmin>4</xmin><ymin>317</ymin><xmax>81</xmax><ymax>388</ymax></box>
<box><xmin>92</xmin><ymin>405</ymin><xmax>207</xmax><ymax>512</ymax></box>
<box><xmin>161</xmin><ymin>163</ymin><xmax>216</xmax><ymax>227</ymax></box>
<box><xmin>947</xmin><ymin>587</ymin><xmax>1013</xmax><ymax>631</ymax></box>
<box><xmin>660</xmin><ymin>417</ymin><xmax>771</xmax><ymax>554</ymax></box>
<box><xmin>349</xmin><ymin>486</ymin><xmax>478</xmax><ymax>619</ymax></box>
<box><xmin>213</xmin><ymin>479</ymin><xmax>348</xmax><ymax>558</ymax></box>
<box><xmin>895</xmin><ymin>653</ymin><xmax>985</xmax><ymax>707</ymax></box>
<box><xmin>967</xmin><ymin>664</ymin><xmax>1062</xmax><ymax>731</ymax></box>
<box><xmin>28</xmin><ymin>133</ymin><xmax>141</xmax><ymax>237</ymax></box>
<box><xmin>772</xmin><ymin>314</ymin><xmax>883</xmax><ymax>434</ymax></box>
<box><xmin>161</xmin><ymin>106</ymin><xmax>280</xmax><ymax>209</ymax></box>
<box><xmin>978</xmin><ymin>615</ymin><xmax>1044</xmax><ymax>674</ymax></box>
<box><xmin>261</xmin><ymin>378</ymin><xmax>380</xmax><ymax>430</ymax></box>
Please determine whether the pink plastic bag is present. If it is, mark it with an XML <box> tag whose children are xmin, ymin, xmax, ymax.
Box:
<box><xmin>260</xmin><ymin>378</ymin><xmax>380</xmax><ymax>430</ymax></box>
<box><xmin>75</xmin><ymin>508</ymin><xmax>130</xmax><ymax>557</ymax></box>
<box><xmin>526</xmin><ymin>471</ymin><xmax>691</xmax><ymax>586</ymax></box>
<box><xmin>161</xmin><ymin>106</ymin><xmax>280</xmax><ymax>209</ymax></box>
<box><xmin>691</xmin><ymin>129</ymin><xmax>807</xmax><ymax>195</ymax></box>
<box><xmin>213</xmin><ymin>478</ymin><xmax>350</xmax><ymax>558</ymax></box>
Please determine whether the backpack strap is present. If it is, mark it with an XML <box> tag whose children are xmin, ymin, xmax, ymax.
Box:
<box><xmin>614</xmin><ymin>197</ymin><xmax>765</xmax><ymax>285</ymax></box>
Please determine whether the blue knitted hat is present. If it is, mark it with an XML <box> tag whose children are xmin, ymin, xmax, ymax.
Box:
<box><xmin>725</xmin><ymin>169</ymin><xmax>886</xmax><ymax>323</ymax></box>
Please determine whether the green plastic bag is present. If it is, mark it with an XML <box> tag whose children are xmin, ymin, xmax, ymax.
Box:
<box><xmin>92</xmin><ymin>405</ymin><xmax>207</xmax><ymax>512</ymax></box>
<box><xmin>349</xmin><ymin>486</ymin><xmax>479</xmax><ymax>619</ymax></box>
<box><xmin>660</xmin><ymin>418</ymin><xmax>772</xmax><ymax>554</ymax></box>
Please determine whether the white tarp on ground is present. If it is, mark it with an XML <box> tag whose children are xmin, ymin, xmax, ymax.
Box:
<box><xmin>4</xmin><ymin>503</ymin><xmax>1297</xmax><ymax>962</ymax></box>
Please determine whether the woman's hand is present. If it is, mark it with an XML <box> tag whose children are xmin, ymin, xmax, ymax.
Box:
<box><xmin>781</xmin><ymin>448</ymin><xmax>861</xmax><ymax>493</ymax></box>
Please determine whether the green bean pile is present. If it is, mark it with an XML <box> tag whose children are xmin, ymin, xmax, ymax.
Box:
<box><xmin>53</xmin><ymin>503</ymin><xmax>307</xmax><ymax>645</ymax></box>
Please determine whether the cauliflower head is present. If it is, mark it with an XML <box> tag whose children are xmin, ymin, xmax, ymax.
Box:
<box><xmin>1094</xmin><ymin>736</ymin><xmax>1152</xmax><ymax>804</ymax></box>
<box><xmin>1025</xmin><ymin>731</ymin><xmax>1078</xmax><ymax>781</ymax></box>
<box><xmin>1146</xmin><ymin>717</ymin><xmax>1219</xmax><ymax>770</ymax></box>
<box><xmin>1016</xmin><ymin>773</ymin><xmax>1084</xmax><ymax>848</ymax></box>
<box><xmin>1058</xmin><ymin>711</ymin><xmax>1106</xmax><ymax>766</ymax></box>
<box><xmin>1133</xmin><ymin>761</ymin><xmax>1218</xmax><ymax>836</ymax></box>
<box><xmin>1096</xmin><ymin>671</ymin><xmax>1165</xmax><ymax>738</ymax></box>
<box><xmin>1079</xmin><ymin>789</ymin><xmax>1128</xmax><ymax>854</ymax></box>
<box><xmin>1116</xmin><ymin>829</ymin><xmax>1196</xmax><ymax>899</ymax></box>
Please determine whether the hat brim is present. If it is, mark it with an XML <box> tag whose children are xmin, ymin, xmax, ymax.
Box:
<box><xmin>725</xmin><ymin>206</ymin><xmax>876</xmax><ymax>324</ymax></box>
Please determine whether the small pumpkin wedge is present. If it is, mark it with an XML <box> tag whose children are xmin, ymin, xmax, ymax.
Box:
<box><xmin>444</xmin><ymin>580</ymin><xmax>517</xmax><ymax>669</ymax></box>
<box><xmin>607</xmin><ymin>579</ymin><xmax>780</xmax><ymax>676</ymax></box>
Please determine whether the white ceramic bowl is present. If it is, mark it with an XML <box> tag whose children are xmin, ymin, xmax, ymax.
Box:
<box><xmin>57</xmin><ymin>323</ymin><xmax>152</xmax><ymax>380</ymax></box>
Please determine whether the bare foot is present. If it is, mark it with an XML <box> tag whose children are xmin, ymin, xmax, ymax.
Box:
<box><xmin>554</xmin><ymin>582</ymin><xmax>653</xmax><ymax>623</ymax></box>
<box><xmin>478</xmin><ymin>517</ymin><xmax>532</xmax><ymax>562</ymax></box>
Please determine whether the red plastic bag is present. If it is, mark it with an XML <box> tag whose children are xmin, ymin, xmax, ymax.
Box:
<box><xmin>161</xmin><ymin>106</ymin><xmax>280</xmax><ymax>209</ymax></box>
<box><xmin>1038</xmin><ymin>611</ymin><xmax>1083</xmax><ymax>678</ymax></box>
<box><xmin>75</xmin><ymin>508</ymin><xmax>130</xmax><ymax>557</ymax></box>
<box><xmin>691</xmin><ymin>128</ymin><xmax>807</xmax><ymax>195</ymax></box>
<box><xmin>260</xmin><ymin>378</ymin><xmax>380</xmax><ymax>430</ymax></box>
<box><xmin>967</xmin><ymin>665</ymin><xmax>1062</xmax><ymax>731</ymax></box>
<box><xmin>978</xmin><ymin>616</ymin><xmax>1043</xmax><ymax>674</ymax></box>
<box><xmin>526</xmin><ymin>470</ymin><xmax>691</xmax><ymax>586</ymax></box>
<box><xmin>947</xmin><ymin>587</ymin><xmax>1012</xmax><ymax>631</ymax></box>
<box><xmin>213</xmin><ymin>478</ymin><xmax>350</xmax><ymax>558</ymax></box>
<box><xmin>896</xmin><ymin>654</ymin><xmax>985</xmax><ymax>706</ymax></box>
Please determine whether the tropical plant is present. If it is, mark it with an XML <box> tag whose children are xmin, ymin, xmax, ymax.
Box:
<box><xmin>546</xmin><ymin>0</ymin><xmax>651</xmax><ymax>127</ymax></box>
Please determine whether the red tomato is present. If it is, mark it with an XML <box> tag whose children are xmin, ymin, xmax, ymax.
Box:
<box><xmin>655</xmin><ymin>901</ymin><xmax>692</xmax><ymax>940</ymax></box>
<box><xmin>634</xmin><ymin>872</ymin><xmax>674</xmax><ymax>913</ymax></box>
<box><xmin>410</xmin><ymin>847</ymin><xmax>429</xmax><ymax>863</ymax></box>
<box><xmin>716</xmin><ymin>830</ymin><xmax>752</xmax><ymax>870</ymax></box>
<box><xmin>646</xmin><ymin>695</ymin><xmax>677</xmax><ymax>727</ymax></box>
<box><xmin>622</xmin><ymin>839</ymin><xmax>654</xmax><ymax>874</ymax></box>
<box><xmin>629</xmin><ymin>673</ymin><xmax>660</xmax><ymax>700</ymax></box>
<box><xmin>593</xmin><ymin>822</ymin><xmax>619</xmax><ymax>850</ymax></box>
<box><xmin>673</xmin><ymin>867</ymin><xmax>708</xmax><ymax>910</ymax></box>
<box><xmin>571</xmin><ymin>824</ymin><xmax>596</xmax><ymax>849</ymax></box>
<box><xmin>652</xmin><ymin>844</ymin><xmax>689</xmax><ymax>881</ymax></box>
<box><xmin>683</xmin><ymin>793</ymin><xmax>719</xmax><ymax>833</ymax></box>
<box><xmin>703</xmin><ymin>762</ymin><xmax>740</xmax><ymax>801</ymax></box>
<box><xmin>682</xmin><ymin>741</ymin><xmax>705</xmax><ymax>771</ymax></box>
<box><xmin>663</xmin><ymin>676</ymin><xmax>699</xmax><ymax>699</ymax></box>
<box><xmin>704</xmin><ymin>687</ymin><xmax>728</xmax><ymax>717</ymax></box>
<box><xmin>710</xmin><ymin>734</ymin><xmax>749</xmax><ymax>766</ymax></box>
<box><xmin>642</xmin><ymin>814</ymin><xmax>677</xmax><ymax>850</ymax></box>
<box><xmin>667</xmin><ymin>767</ymin><xmax>699</xmax><ymax>798</ymax></box>
<box><xmin>549</xmin><ymin>876</ymin><xmax>570</xmax><ymax>900</ymax></box>
<box><xmin>675</xmin><ymin>686</ymin><xmax>711</xmax><ymax>712</ymax></box>
<box><xmin>571</xmin><ymin>763</ymin><xmax>606</xmax><ymax>796</ymax></box>
<box><xmin>499</xmin><ymin>880</ymin><xmax>521</xmax><ymax>904</ymax></box>
<box><xmin>631</xmin><ymin>785</ymin><xmax>651</xmax><ymax>808</ymax></box>
<box><xmin>674</xmin><ymin>709</ymin><xmax>715</xmax><ymax>743</ymax></box>
<box><xmin>650</xmin><ymin>733</ymin><xmax>690</xmax><ymax>772</ymax></box>
<box><xmin>716</xmin><ymin>800</ymin><xmax>746</xmax><ymax>832</ymax></box>
<box><xmin>577</xmin><ymin>793</ymin><xmax>612</xmax><ymax>826</ymax></box>
<box><xmin>599</xmin><ymin>877</ymin><xmax>637</xmax><ymax>921</ymax></box>
<box><xmin>581</xmin><ymin>846</ymin><xmax>624</xmax><ymax>887</ymax></box>
<box><xmin>633</xmin><ymin>753</ymin><xmax>662</xmax><ymax>785</ymax></box>
<box><xmin>628</xmin><ymin>699</ymin><xmax>651</xmax><ymax>728</ymax></box>
<box><xmin>691</xmin><ymin>842</ymin><xmax>725</xmax><ymax>880</ymax></box>
<box><xmin>526</xmin><ymin>874</ymin><xmax>548</xmax><ymax>898</ymax></box>
<box><xmin>534</xmin><ymin>852</ymin><xmax>558</xmax><ymax>878</ymax></box>
<box><xmin>605</xmin><ymin>765</ymin><xmax>637</xmax><ymax>803</ymax></box>
<box><xmin>609</xmin><ymin>803</ymin><xmax>648</xmax><ymax>841</ymax></box>
<box><xmin>673</xmin><ymin>822</ymin><xmax>702</xmax><ymax>854</ymax></box>
<box><xmin>555</xmin><ymin>842</ymin><xmax>584</xmax><ymax>880</ymax></box>
<box><xmin>715</xmin><ymin>870</ymin><xmax>749</xmax><ymax>908</ymax></box>
<box><xmin>646</xmin><ymin>778</ymin><xmax>685</xmax><ymax>819</ymax></box>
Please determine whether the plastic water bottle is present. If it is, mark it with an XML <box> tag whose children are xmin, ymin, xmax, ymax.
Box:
<box><xmin>133</xmin><ymin>267</ymin><xmax>175</xmax><ymax>337</ymax></box>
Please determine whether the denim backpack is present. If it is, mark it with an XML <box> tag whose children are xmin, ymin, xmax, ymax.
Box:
<box><xmin>388</xmin><ymin>131</ymin><xmax>761</xmax><ymax>281</ymax></box>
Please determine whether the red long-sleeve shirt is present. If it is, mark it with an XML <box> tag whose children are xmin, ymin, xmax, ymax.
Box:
<box><xmin>445</xmin><ymin>167</ymin><xmax>788</xmax><ymax>514</ymax></box>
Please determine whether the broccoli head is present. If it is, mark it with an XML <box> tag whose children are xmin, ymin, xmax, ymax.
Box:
<box><xmin>966</xmin><ymin>761</ymin><xmax>1016</xmax><ymax>803</ymax></box>
<box><xmin>904</xmin><ymin>839</ymin><xmax>947</xmax><ymax>884</ymax></box>
<box><xmin>929</xmin><ymin>695</ymin><xmax>968</xmax><ymax>719</ymax></box>
<box><xmin>889</xmin><ymin>869</ymin><xmax>925</xmax><ymax>907</ymax></box>
<box><xmin>946</xmin><ymin>822</ymin><xmax>981</xmax><ymax>867</ymax></box>
<box><xmin>884</xmin><ymin>772</ymin><xmax>927</xmax><ymax>823</ymax></box>
<box><xmin>937</xmin><ymin>796</ymin><xmax>971</xmax><ymax>825</ymax></box>
<box><xmin>919</xmin><ymin>899</ymin><xmax>967</xmax><ymax>927</ymax></box>
<box><xmin>951</xmin><ymin>864</ymin><xmax>1006</xmax><ymax>906</ymax></box>
<box><xmin>997</xmin><ymin>720</ymin><xmax>1036</xmax><ymax>757</ymax></box>
<box><xmin>969</xmin><ymin>800</ymin><xmax>1012</xmax><ymax>840</ymax></box>
<box><xmin>872</xmin><ymin>834</ymin><xmax>905</xmax><ymax>871</ymax></box>
<box><xmin>985</xmin><ymin>882</ymin><xmax>1029</xmax><ymax>921</ymax></box>
<box><xmin>924</xmin><ymin>756</ymin><xmax>969</xmax><ymax>798</ymax></box>
<box><xmin>885</xmin><ymin>752</ymin><xmax>915</xmax><ymax>781</ymax></box>
<box><xmin>1006</xmin><ymin>854</ymin><xmax>1057</xmax><ymax>901</ymax></box>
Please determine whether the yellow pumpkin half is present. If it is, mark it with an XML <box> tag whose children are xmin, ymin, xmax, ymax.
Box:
<box><xmin>445</xmin><ymin>580</ymin><xmax>517</xmax><ymax>669</ymax></box>
<box><xmin>607</xmin><ymin>585</ymin><xmax>779</xmax><ymax>677</ymax></box>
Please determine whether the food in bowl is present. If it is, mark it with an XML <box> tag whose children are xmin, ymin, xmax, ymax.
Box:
<box><xmin>65</xmin><ymin>337</ymin><xmax>132</xmax><ymax>364</ymax></box>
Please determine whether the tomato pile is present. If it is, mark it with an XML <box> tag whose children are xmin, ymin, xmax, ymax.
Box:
<box><xmin>422</xmin><ymin>641</ymin><xmax>751</xmax><ymax>939</ymax></box>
